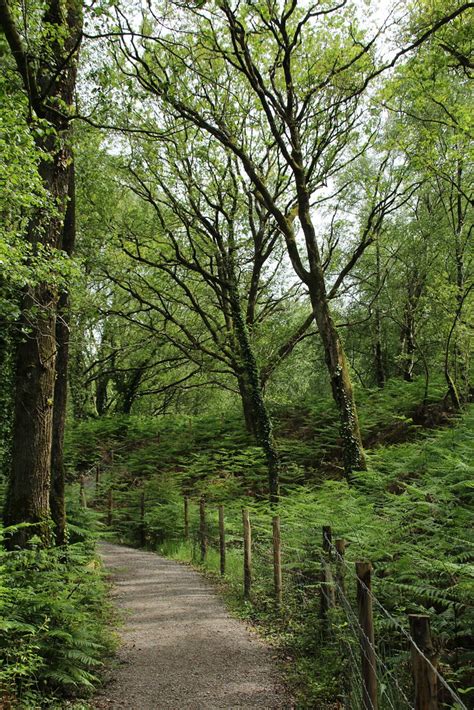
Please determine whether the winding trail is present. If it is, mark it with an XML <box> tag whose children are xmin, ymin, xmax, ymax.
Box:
<box><xmin>94</xmin><ymin>543</ymin><xmax>291</xmax><ymax>709</ymax></box>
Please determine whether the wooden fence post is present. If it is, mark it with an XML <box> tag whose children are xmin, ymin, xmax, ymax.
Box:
<box><xmin>140</xmin><ymin>490</ymin><xmax>146</xmax><ymax>547</ymax></box>
<box><xmin>409</xmin><ymin>614</ymin><xmax>438</xmax><ymax>710</ymax></box>
<box><xmin>273</xmin><ymin>515</ymin><xmax>282</xmax><ymax>606</ymax></box>
<box><xmin>242</xmin><ymin>508</ymin><xmax>252</xmax><ymax>598</ymax></box>
<box><xmin>107</xmin><ymin>488</ymin><xmax>113</xmax><ymax>527</ymax></box>
<box><xmin>199</xmin><ymin>496</ymin><xmax>207</xmax><ymax>562</ymax></box>
<box><xmin>218</xmin><ymin>504</ymin><xmax>226</xmax><ymax>576</ymax></box>
<box><xmin>356</xmin><ymin>561</ymin><xmax>378</xmax><ymax>710</ymax></box>
<box><xmin>184</xmin><ymin>495</ymin><xmax>189</xmax><ymax>540</ymax></box>
<box><xmin>321</xmin><ymin>526</ymin><xmax>335</xmax><ymax>618</ymax></box>
<box><xmin>335</xmin><ymin>538</ymin><xmax>346</xmax><ymax>599</ymax></box>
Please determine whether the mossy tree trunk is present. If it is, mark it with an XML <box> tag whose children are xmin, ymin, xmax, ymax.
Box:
<box><xmin>237</xmin><ymin>375</ymin><xmax>258</xmax><ymax>437</ymax></box>
<box><xmin>5</xmin><ymin>137</ymin><xmax>70</xmax><ymax>546</ymax></box>
<box><xmin>0</xmin><ymin>298</ymin><xmax>15</xmax><ymax>478</ymax></box>
<box><xmin>294</xmin><ymin>168</ymin><xmax>367</xmax><ymax>476</ymax></box>
<box><xmin>450</xmin><ymin>162</ymin><xmax>470</xmax><ymax>405</ymax></box>
<box><xmin>399</xmin><ymin>276</ymin><xmax>423</xmax><ymax>383</ymax></box>
<box><xmin>50</xmin><ymin>163</ymin><xmax>76</xmax><ymax>546</ymax></box>
<box><xmin>373</xmin><ymin>239</ymin><xmax>386</xmax><ymax>388</ymax></box>
<box><xmin>5</xmin><ymin>272</ymin><xmax>59</xmax><ymax>544</ymax></box>
<box><xmin>307</xmin><ymin>277</ymin><xmax>367</xmax><ymax>475</ymax></box>
<box><xmin>226</xmin><ymin>250</ymin><xmax>280</xmax><ymax>501</ymax></box>
<box><xmin>69</xmin><ymin>342</ymin><xmax>96</xmax><ymax>420</ymax></box>
<box><xmin>1</xmin><ymin>0</ymin><xmax>82</xmax><ymax>547</ymax></box>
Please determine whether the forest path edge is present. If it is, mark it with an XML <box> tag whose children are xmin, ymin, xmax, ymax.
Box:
<box><xmin>93</xmin><ymin>542</ymin><xmax>292</xmax><ymax>709</ymax></box>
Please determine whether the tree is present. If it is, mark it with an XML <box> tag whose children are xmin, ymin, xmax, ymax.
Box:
<box><xmin>380</xmin><ymin>1</ymin><xmax>473</xmax><ymax>404</ymax></box>
<box><xmin>103</xmin><ymin>1</ymin><xmax>378</xmax><ymax>474</ymax></box>
<box><xmin>50</xmin><ymin>164</ymin><xmax>77</xmax><ymax>544</ymax></box>
<box><xmin>94</xmin><ymin>129</ymin><xmax>308</xmax><ymax>497</ymax></box>
<box><xmin>1</xmin><ymin>0</ymin><xmax>82</xmax><ymax>545</ymax></box>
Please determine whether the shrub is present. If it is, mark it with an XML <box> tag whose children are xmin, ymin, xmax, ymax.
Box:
<box><xmin>0</xmin><ymin>525</ymin><xmax>112</xmax><ymax>708</ymax></box>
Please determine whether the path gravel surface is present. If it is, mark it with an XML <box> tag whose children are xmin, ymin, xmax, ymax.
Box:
<box><xmin>94</xmin><ymin>542</ymin><xmax>291</xmax><ymax>709</ymax></box>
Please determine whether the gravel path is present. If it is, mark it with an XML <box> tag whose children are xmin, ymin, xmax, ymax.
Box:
<box><xmin>94</xmin><ymin>542</ymin><xmax>291</xmax><ymax>709</ymax></box>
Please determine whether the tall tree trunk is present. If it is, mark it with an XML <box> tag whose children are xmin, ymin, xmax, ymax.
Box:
<box><xmin>452</xmin><ymin>167</ymin><xmax>469</xmax><ymax>402</ymax></box>
<box><xmin>444</xmin><ymin>279</ymin><xmax>472</xmax><ymax>412</ymax></box>
<box><xmin>227</xmin><ymin>255</ymin><xmax>280</xmax><ymax>501</ymax></box>
<box><xmin>5</xmin><ymin>340</ymin><xmax>54</xmax><ymax>537</ymax></box>
<box><xmin>373</xmin><ymin>239</ymin><xmax>386</xmax><ymax>388</ymax></box>
<box><xmin>114</xmin><ymin>365</ymin><xmax>145</xmax><ymax>414</ymax></box>
<box><xmin>307</xmin><ymin>280</ymin><xmax>367</xmax><ymax>475</ymax></box>
<box><xmin>95</xmin><ymin>374</ymin><xmax>110</xmax><ymax>416</ymax></box>
<box><xmin>1</xmin><ymin>0</ymin><xmax>82</xmax><ymax>547</ymax></box>
<box><xmin>373</xmin><ymin>338</ymin><xmax>386</xmax><ymax>389</ymax></box>
<box><xmin>237</xmin><ymin>374</ymin><xmax>258</xmax><ymax>437</ymax></box>
<box><xmin>400</xmin><ymin>277</ymin><xmax>423</xmax><ymax>383</ymax></box>
<box><xmin>69</xmin><ymin>342</ymin><xmax>95</xmax><ymax>420</ymax></box>
<box><xmin>50</xmin><ymin>164</ymin><xmax>76</xmax><ymax>546</ymax></box>
<box><xmin>0</xmin><ymin>307</ymin><xmax>15</xmax><ymax>478</ymax></box>
<box><xmin>295</xmin><ymin>180</ymin><xmax>367</xmax><ymax>476</ymax></box>
<box><xmin>4</xmin><ymin>144</ymin><xmax>69</xmax><ymax>546</ymax></box>
<box><xmin>400</xmin><ymin>302</ymin><xmax>416</xmax><ymax>383</ymax></box>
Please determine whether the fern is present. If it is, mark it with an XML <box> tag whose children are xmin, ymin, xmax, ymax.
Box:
<box><xmin>65</xmin><ymin>384</ymin><xmax>473</xmax><ymax>707</ymax></box>
<box><xmin>0</xmin><ymin>527</ymin><xmax>113</xmax><ymax>707</ymax></box>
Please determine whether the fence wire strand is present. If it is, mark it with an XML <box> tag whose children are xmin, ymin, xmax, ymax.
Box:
<box><xmin>101</xmin><ymin>493</ymin><xmax>467</xmax><ymax>709</ymax></box>
<box><xmin>326</xmin><ymin>540</ymin><xmax>467</xmax><ymax>710</ymax></box>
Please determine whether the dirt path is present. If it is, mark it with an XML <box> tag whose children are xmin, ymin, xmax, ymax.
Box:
<box><xmin>94</xmin><ymin>543</ymin><xmax>291</xmax><ymax>709</ymax></box>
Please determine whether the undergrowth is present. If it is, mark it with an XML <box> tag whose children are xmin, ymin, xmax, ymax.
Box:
<box><xmin>160</xmin><ymin>409</ymin><xmax>472</xmax><ymax>707</ymax></box>
<box><xmin>0</xmin><ymin>501</ymin><xmax>113</xmax><ymax>709</ymax></box>
<box><xmin>66</xmin><ymin>377</ymin><xmax>473</xmax><ymax>707</ymax></box>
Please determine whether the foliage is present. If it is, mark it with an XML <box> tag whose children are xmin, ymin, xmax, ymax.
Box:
<box><xmin>1</xmin><ymin>0</ymin><xmax>473</xmax><ymax>705</ymax></box>
<box><xmin>71</xmin><ymin>378</ymin><xmax>473</xmax><ymax>706</ymax></box>
<box><xmin>0</xmin><ymin>507</ymin><xmax>113</xmax><ymax>708</ymax></box>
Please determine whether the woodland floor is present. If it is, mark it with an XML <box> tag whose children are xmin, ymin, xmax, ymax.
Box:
<box><xmin>93</xmin><ymin>543</ymin><xmax>292</xmax><ymax>709</ymax></box>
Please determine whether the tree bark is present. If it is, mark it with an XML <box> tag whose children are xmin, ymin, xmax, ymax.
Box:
<box><xmin>95</xmin><ymin>374</ymin><xmax>109</xmax><ymax>416</ymax></box>
<box><xmin>400</xmin><ymin>303</ymin><xmax>416</xmax><ymax>382</ymax></box>
<box><xmin>114</xmin><ymin>365</ymin><xmax>145</xmax><ymax>414</ymax></box>
<box><xmin>227</xmin><ymin>256</ymin><xmax>280</xmax><ymax>501</ymax></box>
<box><xmin>4</xmin><ymin>283</ymin><xmax>58</xmax><ymax>545</ymax></box>
<box><xmin>237</xmin><ymin>374</ymin><xmax>258</xmax><ymax>437</ymax></box>
<box><xmin>451</xmin><ymin>163</ymin><xmax>469</xmax><ymax>403</ymax></box>
<box><xmin>308</xmin><ymin>283</ymin><xmax>367</xmax><ymax>474</ymax></box>
<box><xmin>69</xmin><ymin>340</ymin><xmax>95</xmax><ymax>420</ymax></box>
<box><xmin>50</xmin><ymin>163</ymin><xmax>76</xmax><ymax>546</ymax></box>
<box><xmin>0</xmin><ymin>306</ymin><xmax>14</xmax><ymax>477</ymax></box>
<box><xmin>1</xmin><ymin>0</ymin><xmax>82</xmax><ymax>548</ymax></box>
<box><xmin>50</xmin><ymin>302</ymin><xmax>68</xmax><ymax>545</ymax></box>
<box><xmin>4</xmin><ymin>136</ymin><xmax>71</xmax><ymax>546</ymax></box>
<box><xmin>400</xmin><ymin>277</ymin><xmax>423</xmax><ymax>383</ymax></box>
<box><xmin>373</xmin><ymin>239</ymin><xmax>386</xmax><ymax>388</ymax></box>
<box><xmin>296</xmin><ymin>180</ymin><xmax>367</xmax><ymax>475</ymax></box>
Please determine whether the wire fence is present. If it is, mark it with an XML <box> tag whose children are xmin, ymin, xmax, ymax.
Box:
<box><xmin>84</xmin><ymin>478</ymin><xmax>468</xmax><ymax>710</ymax></box>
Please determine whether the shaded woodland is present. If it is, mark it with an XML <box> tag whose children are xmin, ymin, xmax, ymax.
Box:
<box><xmin>0</xmin><ymin>0</ymin><xmax>472</xmax><ymax>707</ymax></box>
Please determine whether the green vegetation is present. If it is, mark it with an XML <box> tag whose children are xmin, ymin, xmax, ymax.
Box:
<box><xmin>0</xmin><ymin>504</ymin><xmax>112</xmax><ymax>708</ymax></box>
<box><xmin>68</xmin><ymin>379</ymin><xmax>473</xmax><ymax>708</ymax></box>
<box><xmin>1</xmin><ymin>0</ymin><xmax>472</xmax><ymax>707</ymax></box>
